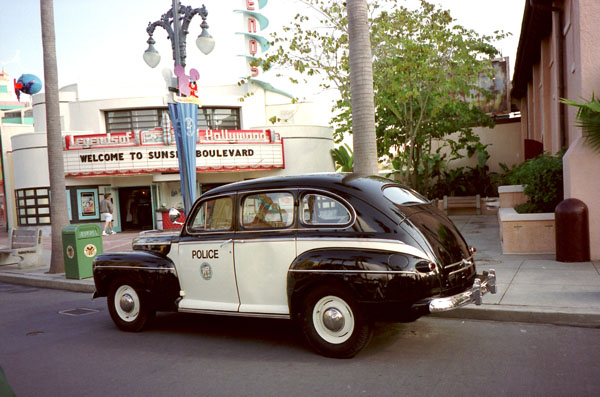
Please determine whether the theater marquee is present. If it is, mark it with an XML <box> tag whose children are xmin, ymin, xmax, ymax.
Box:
<box><xmin>63</xmin><ymin>129</ymin><xmax>284</xmax><ymax>177</ymax></box>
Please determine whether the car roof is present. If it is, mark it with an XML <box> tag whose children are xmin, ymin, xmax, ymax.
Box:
<box><xmin>202</xmin><ymin>173</ymin><xmax>397</xmax><ymax>198</ymax></box>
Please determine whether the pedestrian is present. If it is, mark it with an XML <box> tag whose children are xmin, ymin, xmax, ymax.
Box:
<box><xmin>100</xmin><ymin>193</ymin><xmax>116</xmax><ymax>236</ymax></box>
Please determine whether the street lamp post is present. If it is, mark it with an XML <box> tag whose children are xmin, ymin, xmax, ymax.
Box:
<box><xmin>143</xmin><ymin>0</ymin><xmax>215</xmax><ymax>69</ymax></box>
<box><xmin>143</xmin><ymin>1</ymin><xmax>215</xmax><ymax>217</ymax></box>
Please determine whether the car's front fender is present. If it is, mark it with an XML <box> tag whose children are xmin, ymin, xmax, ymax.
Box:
<box><xmin>92</xmin><ymin>251</ymin><xmax>180</xmax><ymax>311</ymax></box>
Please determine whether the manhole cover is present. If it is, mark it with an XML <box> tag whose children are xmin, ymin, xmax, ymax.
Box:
<box><xmin>59</xmin><ymin>308</ymin><xmax>99</xmax><ymax>316</ymax></box>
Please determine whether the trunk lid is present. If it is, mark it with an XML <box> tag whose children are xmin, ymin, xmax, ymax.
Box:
<box><xmin>398</xmin><ymin>204</ymin><xmax>476</xmax><ymax>294</ymax></box>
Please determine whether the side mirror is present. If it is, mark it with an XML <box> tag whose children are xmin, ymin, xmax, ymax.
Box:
<box><xmin>169</xmin><ymin>208</ymin><xmax>184</xmax><ymax>224</ymax></box>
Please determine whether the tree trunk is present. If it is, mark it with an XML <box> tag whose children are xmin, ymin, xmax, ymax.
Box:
<box><xmin>41</xmin><ymin>0</ymin><xmax>70</xmax><ymax>274</ymax></box>
<box><xmin>347</xmin><ymin>0</ymin><xmax>378</xmax><ymax>175</ymax></box>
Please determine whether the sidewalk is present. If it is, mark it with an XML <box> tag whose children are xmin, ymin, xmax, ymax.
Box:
<box><xmin>1</xmin><ymin>216</ymin><xmax>599</xmax><ymax>327</ymax></box>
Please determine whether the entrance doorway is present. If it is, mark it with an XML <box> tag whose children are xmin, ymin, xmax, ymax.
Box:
<box><xmin>118</xmin><ymin>187</ymin><xmax>153</xmax><ymax>231</ymax></box>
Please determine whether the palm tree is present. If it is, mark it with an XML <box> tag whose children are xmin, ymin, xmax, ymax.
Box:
<box><xmin>561</xmin><ymin>96</ymin><xmax>600</xmax><ymax>153</ymax></box>
<box><xmin>346</xmin><ymin>0</ymin><xmax>378</xmax><ymax>175</ymax></box>
<box><xmin>41</xmin><ymin>0</ymin><xmax>70</xmax><ymax>273</ymax></box>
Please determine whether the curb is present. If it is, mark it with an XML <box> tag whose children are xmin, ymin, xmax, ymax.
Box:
<box><xmin>0</xmin><ymin>273</ymin><xmax>95</xmax><ymax>293</ymax></box>
<box><xmin>432</xmin><ymin>305</ymin><xmax>600</xmax><ymax>329</ymax></box>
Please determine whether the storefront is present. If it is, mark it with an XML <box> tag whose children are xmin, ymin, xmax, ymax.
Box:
<box><xmin>2</xmin><ymin>83</ymin><xmax>335</xmax><ymax>231</ymax></box>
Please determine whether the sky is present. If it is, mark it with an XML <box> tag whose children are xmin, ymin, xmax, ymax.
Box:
<box><xmin>0</xmin><ymin>0</ymin><xmax>525</xmax><ymax>102</ymax></box>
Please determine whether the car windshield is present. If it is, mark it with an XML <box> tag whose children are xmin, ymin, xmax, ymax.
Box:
<box><xmin>382</xmin><ymin>186</ymin><xmax>428</xmax><ymax>206</ymax></box>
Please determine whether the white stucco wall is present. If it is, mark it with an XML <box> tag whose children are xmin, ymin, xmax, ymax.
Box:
<box><xmin>0</xmin><ymin>124</ymin><xmax>35</xmax><ymax>228</ymax></box>
<box><xmin>562</xmin><ymin>0</ymin><xmax>600</xmax><ymax>260</ymax></box>
<box><xmin>431</xmin><ymin>119</ymin><xmax>523</xmax><ymax>174</ymax></box>
<box><xmin>11</xmin><ymin>133</ymin><xmax>50</xmax><ymax>189</ymax></box>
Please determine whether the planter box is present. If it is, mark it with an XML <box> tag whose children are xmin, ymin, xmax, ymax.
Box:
<box><xmin>498</xmin><ymin>185</ymin><xmax>527</xmax><ymax>208</ymax></box>
<box><xmin>498</xmin><ymin>208</ymin><xmax>555</xmax><ymax>254</ymax></box>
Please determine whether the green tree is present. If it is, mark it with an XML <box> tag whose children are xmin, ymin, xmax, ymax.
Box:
<box><xmin>372</xmin><ymin>1</ymin><xmax>502</xmax><ymax>192</ymax></box>
<box><xmin>41</xmin><ymin>0</ymin><xmax>70</xmax><ymax>273</ymax></box>
<box><xmin>265</xmin><ymin>0</ymin><xmax>505</xmax><ymax>193</ymax></box>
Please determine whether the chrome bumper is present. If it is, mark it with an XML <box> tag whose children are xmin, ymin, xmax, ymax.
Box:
<box><xmin>428</xmin><ymin>270</ymin><xmax>496</xmax><ymax>313</ymax></box>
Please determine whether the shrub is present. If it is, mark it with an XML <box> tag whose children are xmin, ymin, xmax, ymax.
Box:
<box><xmin>510</xmin><ymin>151</ymin><xmax>564</xmax><ymax>213</ymax></box>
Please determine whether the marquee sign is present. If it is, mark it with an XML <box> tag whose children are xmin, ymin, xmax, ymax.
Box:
<box><xmin>63</xmin><ymin>129</ymin><xmax>284</xmax><ymax>177</ymax></box>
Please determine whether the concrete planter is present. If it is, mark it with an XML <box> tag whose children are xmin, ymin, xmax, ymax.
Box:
<box><xmin>498</xmin><ymin>207</ymin><xmax>555</xmax><ymax>254</ymax></box>
<box><xmin>498</xmin><ymin>185</ymin><xmax>527</xmax><ymax>208</ymax></box>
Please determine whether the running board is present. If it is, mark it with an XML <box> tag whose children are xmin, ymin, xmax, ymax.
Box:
<box><xmin>178</xmin><ymin>307</ymin><xmax>290</xmax><ymax>320</ymax></box>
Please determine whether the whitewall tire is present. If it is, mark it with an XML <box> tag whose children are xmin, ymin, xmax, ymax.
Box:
<box><xmin>301</xmin><ymin>286</ymin><xmax>372</xmax><ymax>358</ymax></box>
<box><xmin>107</xmin><ymin>279</ymin><xmax>155</xmax><ymax>332</ymax></box>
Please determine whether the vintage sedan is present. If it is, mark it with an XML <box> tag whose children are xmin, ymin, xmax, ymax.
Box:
<box><xmin>92</xmin><ymin>173</ymin><xmax>495</xmax><ymax>358</ymax></box>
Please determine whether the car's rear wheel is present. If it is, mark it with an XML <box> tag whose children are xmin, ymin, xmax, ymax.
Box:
<box><xmin>301</xmin><ymin>286</ymin><xmax>372</xmax><ymax>358</ymax></box>
<box><xmin>107</xmin><ymin>278</ymin><xmax>155</xmax><ymax>332</ymax></box>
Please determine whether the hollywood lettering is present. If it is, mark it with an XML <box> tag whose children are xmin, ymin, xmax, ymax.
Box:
<box><xmin>199</xmin><ymin>130</ymin><xmax>269</xmax><ymax>143</ymax></box>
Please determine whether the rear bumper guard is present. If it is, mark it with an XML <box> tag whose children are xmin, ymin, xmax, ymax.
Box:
<box><xmin>428</xmin><ymin>270</ymin><xmax>496</xmax><ymax>313</ymax></box>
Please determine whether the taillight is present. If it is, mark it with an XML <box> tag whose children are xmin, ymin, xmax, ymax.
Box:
<box><xmin>415</xmin><ymin>261</ymin><xmax>436</xmax><ymax>273</ymax></box>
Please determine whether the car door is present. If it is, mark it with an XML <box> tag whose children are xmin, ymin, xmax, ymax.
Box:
<box><xmin>233</xmin><ymin>191</ymin><xmax>296</xmax><ymax>315</ymax></box>
<box><xmin>176</xmin><ymin>195</ymin><xmax>240</xmax><ymax>312</ymax></box>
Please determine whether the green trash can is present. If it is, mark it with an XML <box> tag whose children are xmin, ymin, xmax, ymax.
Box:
<box><xmin>62</xmin><ymin>224</ymin><xmax>104</xmax><ymax>279</ymax></box>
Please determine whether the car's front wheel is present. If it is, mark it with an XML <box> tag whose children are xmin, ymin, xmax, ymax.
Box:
<box><xmin>107</xmin><ymin>278</ymin><xmax>155</xmax><ymax>332</ymax></box>
<box><xmin>301</xmin><ymin>286</ymin><xmax>373</xmax><ymax>358</ymax></box>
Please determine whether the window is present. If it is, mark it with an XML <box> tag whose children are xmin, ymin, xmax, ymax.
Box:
<box><xmin>105</xmin><ymin>107</ymin><xmax>241</xmax><ymax>133</ymax></box>
<box><xmin>301</xmin><ymin>194</ymin><xmax>351</xmax><ymax>226</ymax></box>
<box><xmin>198</xmin><ymin>107</ymin><xmax>240</xmax><ymax>130</ymax></box>
<box><xmin>242</xmin><ymin>192</ymin><xmax>294</xmax><ymax>229</ymax></box>
<box><xmin>190</xmin><ymin>196</ymin><xmax>233</xmax><ymax>232</ymax></box>
<box><xmin>15</xmin><ymin>188</ymin><xmax>51</xmax><ymax>226</ymax></box>
<box><xmin>106</xmin><ymin>109</ymin><xmax>162</xmax><ymax>133</ymax></box>
<box><xmin>383</xmin><ymin>186</ymin><xmax>428</xmax><ymax>205</ymax></box>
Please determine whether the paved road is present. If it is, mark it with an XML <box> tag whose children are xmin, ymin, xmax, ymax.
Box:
<box><xmin>1</xmin><ymin>282</ymin><xmax>599</xmax><ymax>397</ymax></box>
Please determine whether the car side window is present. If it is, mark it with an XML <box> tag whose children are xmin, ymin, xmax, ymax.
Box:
<box><xmin>189</xmin><ymin>196</ymin><xmax>233</xmax><ymax>232</ymax></box>
<box><xmin>242</xmin><ymin>192</ymin><xmax>294</xmax><ymax>229</ymax></box>
<box><xmin>301</xmin><ymin>194</ymin><xmax>351</xmax><ymax>225</ymax></box>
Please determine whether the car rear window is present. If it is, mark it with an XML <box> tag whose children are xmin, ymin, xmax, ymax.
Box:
<box><xmin>301</xmin><ymin>194</ymin><xmax>352</xmax><ymax>225</ymax></box>
<box><xmin>383</xmin><ymin>186</ymin><xmax>428</xmax><ymax>205</ymax></box>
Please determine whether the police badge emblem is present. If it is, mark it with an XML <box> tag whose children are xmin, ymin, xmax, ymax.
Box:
<box><xmin>200</xmin><ymin>262</ymin><xmax>212</xmax><ymax>280</ymax></box>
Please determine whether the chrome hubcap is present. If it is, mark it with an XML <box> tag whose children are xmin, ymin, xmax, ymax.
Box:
<box><xmin>120</xmin><ymin>294</ymin><xmax>135</xmax><ymax>313</ymax></box>
<box><xmin>322</xmin><ymin>308</ymin><xmax>345</xmax><ymax>332</ymax></box>
<box><xmin>114</xmin><ymin>285</ymin><xmax>140</xmax><ymax>322</ymax></box>
<box><xmin>312</xmin><ymin>295</ymin><xmax>355</xmax><ymax>344</ymax></box>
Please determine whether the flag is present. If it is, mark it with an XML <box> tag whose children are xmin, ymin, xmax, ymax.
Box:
<box><xmin>168</xmin><ymin>102</ymin><xmax>198</xmax><ymax>216</ymax></box>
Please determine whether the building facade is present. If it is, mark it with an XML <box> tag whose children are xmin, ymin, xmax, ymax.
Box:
<box><xmin>511</xmin><ymin>0</ymin><xmax>600</xmax><ymax>259</ymax></box>
<box><xmin>1</xmin><ymin>82</ymin><xmax>334</xmax><ymax>233</ymax></box>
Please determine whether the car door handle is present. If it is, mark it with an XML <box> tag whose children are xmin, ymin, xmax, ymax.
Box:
<box><xmin>220</xmin><ymin>239</ymin><xmax>233</xmax><ymax>247</ymax></box>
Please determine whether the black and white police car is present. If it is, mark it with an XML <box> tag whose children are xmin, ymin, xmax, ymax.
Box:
<box><xmin>93</xmin><ymin>173</ymin><xmax>495</xmax><ymax>358</ymax></box>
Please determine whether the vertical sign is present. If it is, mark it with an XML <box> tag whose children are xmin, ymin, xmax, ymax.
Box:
<box><xmin>168</xmin><ymin>102</ymin><xmax>198</xmax><ymax>215</ymax></box>
<box><xmin>235</xmin><ymin>0</ymin><xmax>270</xmax><ymax>78</ymax></box>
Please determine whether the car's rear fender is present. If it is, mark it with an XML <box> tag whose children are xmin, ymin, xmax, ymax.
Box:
<box><xmin>287</xmin><ymin>248</ymin><xmax>441</xmax><ymax>321</ymax></box>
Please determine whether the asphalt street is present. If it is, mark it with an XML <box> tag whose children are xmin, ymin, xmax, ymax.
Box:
<box><xmin>1</xmin><ymin>282</ymin><xmax>599</xmax><ymax>397</ymax></box>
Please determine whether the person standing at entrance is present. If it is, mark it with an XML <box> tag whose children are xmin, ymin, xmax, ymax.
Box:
<box><xmin>101</xmin><ymin>193</ymin><xmax>116</xmax><ymax>236</ymax></box>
